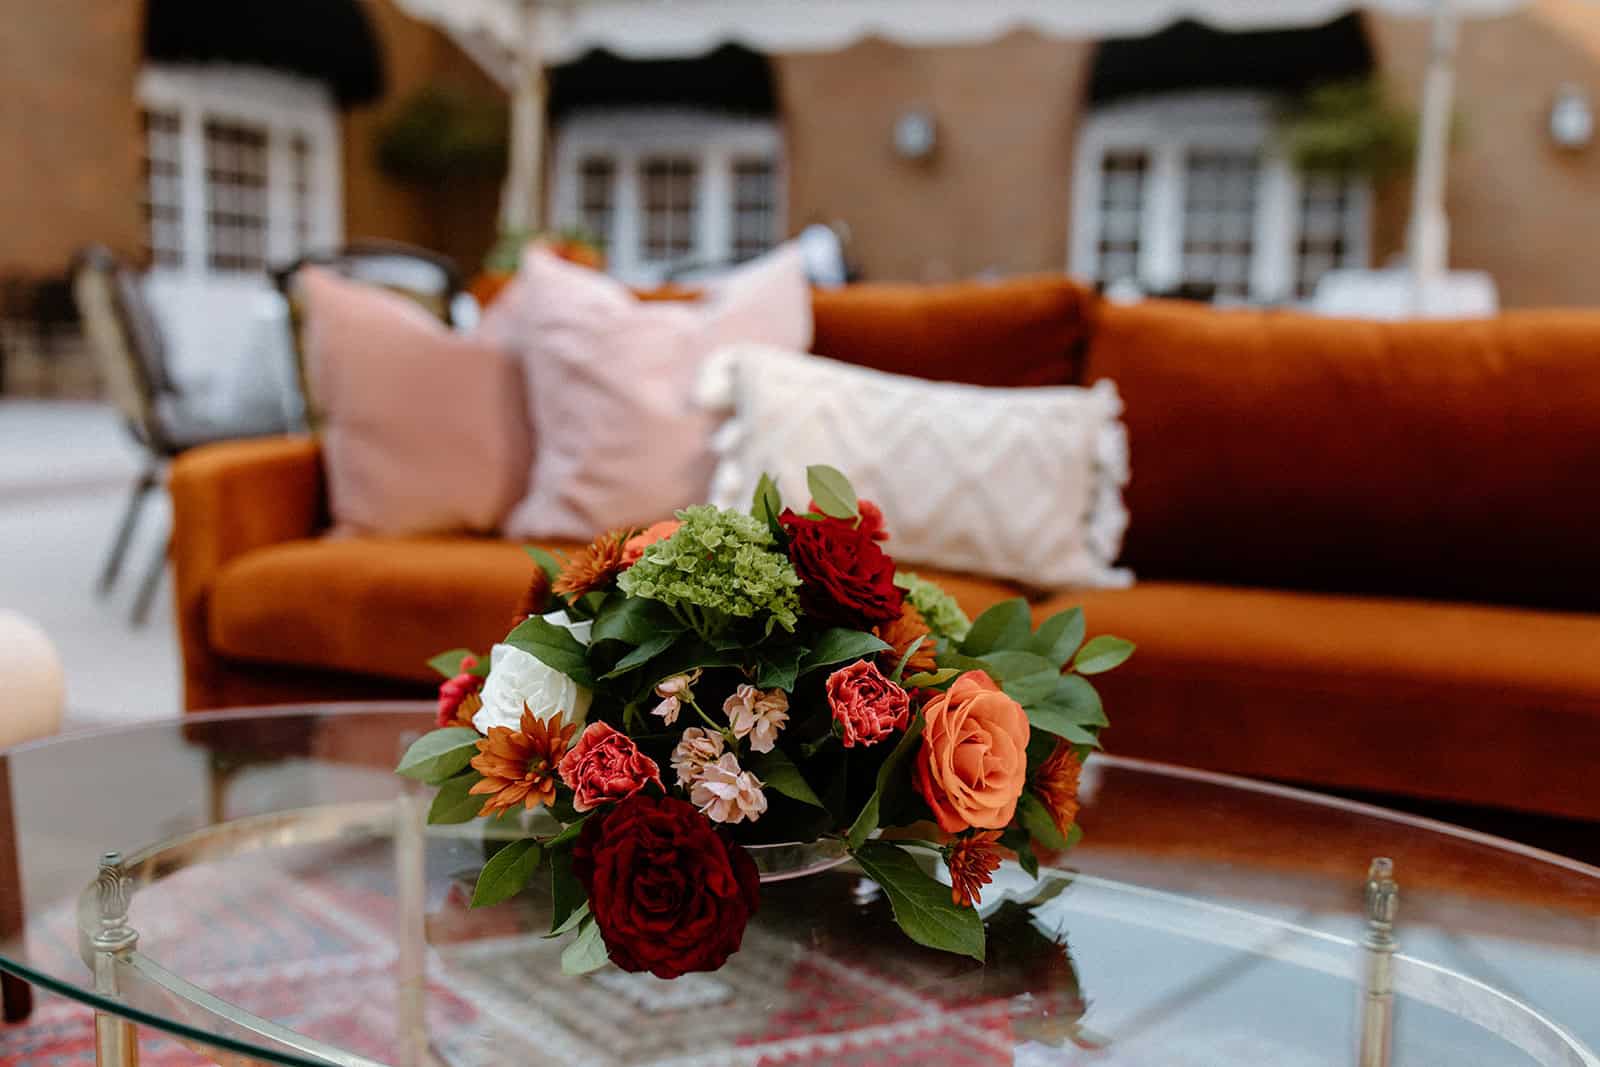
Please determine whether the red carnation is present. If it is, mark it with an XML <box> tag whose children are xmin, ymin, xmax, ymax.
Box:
<box><xmin>557</xmin><ymin>722</ymin><xmax>664</xmax><ymax>812</ymax></box>
<box><xmin>780</xmin><ymin>509</ymin><xmax>904</xmax><ymax>629</ymax></box>
<box><xmin>436</xmin><ymin>657</ymin><xmax>482</xmax><ymax>728</ymax></box>
<box><xmin>572</xmin><ymin>794</ymin><xmax>760</xmax><ymax>978</ymax></box>
<box><xmin>826</xmin><ymin>659</ymin><xmax>912</xmax><ymax>747</ymax></box>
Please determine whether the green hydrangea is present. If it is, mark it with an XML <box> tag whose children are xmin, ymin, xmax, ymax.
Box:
<box><xmin>619</xmin><ymin>505</ymin><xmax>802</xmax><ymax>635</ymax></box>
<box><xmin>895</xmin><ymin>571</ymin><xmax>972</xmax><ymax>643</ymax></box>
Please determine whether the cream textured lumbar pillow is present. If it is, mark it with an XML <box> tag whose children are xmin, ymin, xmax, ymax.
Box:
<box><xmin>699</xmin><ymin>344</ymin><xmax>1132</xmax><ymax>589</ymax></box>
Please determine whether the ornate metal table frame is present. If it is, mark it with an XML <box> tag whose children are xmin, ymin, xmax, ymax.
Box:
<box><xmin>75</xmin><ymin>798</ymin><xmax>1600</xmax><ymax>1067</ymax></box>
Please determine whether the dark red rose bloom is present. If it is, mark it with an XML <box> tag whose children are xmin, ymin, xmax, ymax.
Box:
<box><xmin>572</xmin><ymin>794</ymin><xmax>760</xmax><ymax>979</ymax></box>
<box><xmin>780</xmin><ymin>509</ymin><xmax>904</xmax><ymax>629</ymax></box>
<box><xmin>436</xmin><ymin>657</ymin><xmax>481</xmax><ymax>728</ymax></box>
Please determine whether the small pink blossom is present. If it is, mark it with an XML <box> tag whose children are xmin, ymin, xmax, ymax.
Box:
<box><xmin>690</xmin><ymin>753</ymin><xmax>767</xmax><ymax>824</ymax></box>
<box><xmin>651</xmin><ymin>669</ymin><xmax>702</xmax><ymax>726</ymax></box>
<box><xmin>670</xmin><ymin>727</ymin><xmax>725</xmax><ymax>788</ymax></box>
<box><xmin>723</xmin><ymin>684</ymin><xmax>789</xmax><ymax>754</ymax></box>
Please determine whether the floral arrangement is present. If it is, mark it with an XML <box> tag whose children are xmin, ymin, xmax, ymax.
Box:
<box><xmin>396</xmin><ymin>466</ymin><xmax>1132</xmax><ymax>978</ymax></box>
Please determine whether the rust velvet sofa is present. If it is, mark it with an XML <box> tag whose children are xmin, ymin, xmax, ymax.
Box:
<box><xmin>170</xmin><ymin>278</ymin><xmax>1600</xmax><ymax>820</ymax></box>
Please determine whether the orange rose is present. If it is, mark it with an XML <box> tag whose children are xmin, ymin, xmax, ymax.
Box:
<box><xmin>913</xmin><ymin>671</ymin><xmax>1030</xmax><ymax>833</ymax></box>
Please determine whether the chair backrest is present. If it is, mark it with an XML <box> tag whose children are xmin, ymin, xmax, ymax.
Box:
<box><xmin>71</xmin><ymin>246</ymin><xmax>174</xmax><ymax>448</ymax></box>
<box><xmin>273</xmin><ymin>240</ymin><xmax>464</xmax><ymax>428</ymax></box>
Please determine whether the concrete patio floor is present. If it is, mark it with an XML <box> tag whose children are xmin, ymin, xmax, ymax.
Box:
<box><xmin>0</xmin><ymin>400</ymin><xmax>180</xmax><ymax>727</ymax></box>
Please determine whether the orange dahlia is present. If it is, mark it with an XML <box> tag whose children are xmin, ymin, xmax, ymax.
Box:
<box><xmin>468</xmin><ymin>708</ymin><xmax>578</xmax><ymax>817</ymax></box>
<box><xmin>876</xmin><ymin>602</ymin><xmax>938</xmax><ymax>676</ymax></box>
<box><xmin>1034</xmin><ymin>741</ymin><xmax>1083</xmax><ymax>839</ymax></box>
<box><xmin>552</xmin><ymin>530</ymin><xmax>633</xmax><ymax>598</ymax></box>
<box><xmin>947</xmin><ymin>831</ymin><xmax>1004</xmax><ymax>908</ymax></box>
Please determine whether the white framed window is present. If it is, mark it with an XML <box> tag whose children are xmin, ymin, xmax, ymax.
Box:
<box><xmin>551</xmin><ymin>110</ymin><xmax>784</xmax><ymax>284</ymax></box>
<box><xmin>1070</xmin><ymin>93</ymin><xmax>1369</xmax><ymax>304</ymax></box>
<box><xmin>137</xmin><ymin>64</ymin><xmax>342</xmax><ymax>278</ymax></box>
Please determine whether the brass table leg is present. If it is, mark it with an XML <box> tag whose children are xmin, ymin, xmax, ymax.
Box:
<box><xmin>1357</xmin><ymin>857</ymin><xmax>1399</xmax><ymax>1067</ymax></box>
<box><xmin>92</xmin><ymin>852</ymin><xmax>139</xmax><ymax>1067</ymax></box>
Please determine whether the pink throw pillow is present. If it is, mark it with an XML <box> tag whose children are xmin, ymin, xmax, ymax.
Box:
<box><xmin>487</xmin><ymin>244</ymin><xmax>812</xmax><ymax>540</ymax></box>
<box><xmin>301</xmin><ymin>267</ymin><xmax>532</xmax><ymax>535</ymax></box>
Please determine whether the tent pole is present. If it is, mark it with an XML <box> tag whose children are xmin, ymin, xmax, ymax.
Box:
<box><xmin>502</xmin><ymin>0</ymin><xmax>546</xmax><ymax>234</ymax></box>
<box><xmin>1406</xmin><ymin>0</ymin><xmax>1458</xmax><ymax>313</ymax></box>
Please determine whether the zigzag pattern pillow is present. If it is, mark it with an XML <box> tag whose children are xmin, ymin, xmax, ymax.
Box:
<box><xmin>699</xmin><ymin>344</ymin><xmax>1132</xmax><ymax>590</ymax></box>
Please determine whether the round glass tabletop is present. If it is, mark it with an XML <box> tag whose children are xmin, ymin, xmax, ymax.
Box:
<box><xmin>0</xmin><ymin>705</ymin><xmax>1596</xmax><ymax>1066</ymax></box>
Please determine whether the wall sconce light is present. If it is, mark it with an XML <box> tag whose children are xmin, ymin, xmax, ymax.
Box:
<box><xmin>892</xmin><ymin>109</ymin><xmax>938</xmax><ymax>162</ymax></box>
<box><xmin>1549</xmin><ymin>85</ymin><xmax>1593</xmax><ymax>150</ymax></box>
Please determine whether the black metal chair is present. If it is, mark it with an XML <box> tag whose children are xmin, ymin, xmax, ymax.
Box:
<box><xmin>72</xmin><ymin>246</ymin><xmax>285</xmax><ymax>625</ymax></box>
<box><xmin>272</xmin><ymin>239</ymin><xmax>464</xmax><ymax>428</ymax></box>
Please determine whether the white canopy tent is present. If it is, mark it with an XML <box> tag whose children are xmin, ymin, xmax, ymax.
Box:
<box><xmin>393</xmin><ymin>0</ymin><xmax>1528</xmax><ymax>305</ymax></box>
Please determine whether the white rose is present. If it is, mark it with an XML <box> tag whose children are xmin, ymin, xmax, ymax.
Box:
<box><xmin>472</xmin><ymin>611</ymin><xmax>593</xmax><ymax>733</ymax></box>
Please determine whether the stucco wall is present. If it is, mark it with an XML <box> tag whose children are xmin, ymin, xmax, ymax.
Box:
<box><xmin>773</xmin><ymin>32</ymin><xmax>1095</xmax><ymax>283</ymax></box>
<box><xmin>0</xmin><ymin>0</ymin><xmax>144</xmax><ymax>277</ymax></box>
<box><xmin>1367</xmin><ymin>10</ymin><xmax>1600</xmax><ymax>307</ymax></box>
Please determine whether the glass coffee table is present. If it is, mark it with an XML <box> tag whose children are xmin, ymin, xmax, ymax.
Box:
<box><xmin>0</xmin><ymin>705</ymin><xmax>1596</xmax><ymax>1066</ymax></box>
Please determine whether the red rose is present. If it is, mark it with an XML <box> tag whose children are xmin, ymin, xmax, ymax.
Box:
<box><xmin>826</xmin><ymin>659</ymin><xmax>911</xmax><ymax>747</ymax></box>
<box><xmin>436</xmin><ymin>658</ymin><xmax>481</xmax><ymax>728</ymax></box>
<box><xmin>557</xmin><ymin>722</ymin><xmax>664</xmax><ymax>812</ymax></box>
<box><xmin>572</xmin><ymin>795</ymin><xmax>760</xmax><ymax>978</ymax></box>
<box><xmin>780</xmin><ymin>509</ymin><xmax>904</xmax><ymax>629</ymax></box>
<box><xmin>806</xmin><ymin>497</ymin><xmax>890</xmax><ymax>542</ymax></box>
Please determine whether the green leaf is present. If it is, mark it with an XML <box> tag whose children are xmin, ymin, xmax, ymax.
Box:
<box><xmin>888</xmin><ymin>637</ymin><xmax>925</xmax><ymax>684</ymax></box>
<box><xmin>1072</xmin><ymin>635</ymin><xmax>1136</xmax><ymax>675</ymax></box>
<box><xmin>547</xmin><ymin>850</ymin><xmax>588</xmax><ymax>936</ymax></box>
<box><xmin>1018</xmin><ymin>791</ymin><xmax>1072</xmax><ymax>851</ymax></box>
<box><xmin>543</xmin><ymin>814</ymin><xmax>590</xmax><ymax>851</ymax></box>
<box><xmin>561</xmin><ymin>916</ymin><xmax>610</xmax><ymax>975</ymax></box>
<box><xmin>1028</xmin><ymin>607</ymin><xmax>1085</xmax><ymax>668</ymax></box>
<box><xmin>600</xmin><ymin>633</ymin><xmax>676</xmax><ymax>679</ymax></box>
<box><xmin>1001</xmin><ymin>669</ymin><xmax>1061</xmax><ymax>708</ymax></box>
<box><xmin>747</xmin><ymin>748</ymin><xmax>825</xmax><ymax>808</ymax></box>
<box><xmin>904</xmin><ymin>668</ymin><xmax>960</xmax><ymax>688</ymax></box>
<box><xmin>806</xmin><ymin>464</ymin><xmax>859</xmax><ymax>520</ymax></box>
<box><xmin>846</xmin><ymin>713</ymin><xmax>926</xmax><ymax>850</ymax></box>
<box><xmin>590</xmin><ymin>596</ymin><xmax>681</xmax><ymax>646</ymax></box>
<box><xmin>752</xmin><ymin>472</ymin><xmax>783</xmax><ymax>523</ymax></box>
<box><xmin>395</xmin><ymin>728</ymin><xmax>481</xmax><ymax>783</ymax></box>
<box><xmin>427</xmin><ymin>772</ymin><xmax>485</xmax><ymax>824</ymax></box>
<box><xmin>960</xmin><ymin>598</ymin><xmax>1032</xmax><ymax>656</ymax></box>
<box><xmin>980</xmin><ymin>650</ymin><xmax>1057</xmax><ymax>684</ymax></box>
<box><xmin>427</xmin><ymin>648</ymin><xmax>482</xmax><ymax>679</ymax></box>
<box><xmin>1024</xmin><ymin>676</ymin><xmax>1107</xmax><ymax>746</ymax></box>
<box><xmin>505</xmin><ymin>615</ymin><xmax>595</xmax><ymax>686</ymax></box>
<box><xmin>754</xmin><ymin>645</ymin><xmax>805</xmax><ymax>691</ymax></box>
<box><xmin>851</xmin><ymin>841</ymin><xmax>985</xmax><ymax>962</ymax></box>
<box><xmin>471</xmin><ymin>839</ymin><xmax>542</xmax><ymax>908</ymax></box>
<box><xmin>800</xmin><ymin>629</ymin><xmax>891</xmax><ymax>675</ymax></box>
<box><xmin>1015</xmin><ymin>837</ymin><xmax>1039</xmax><ymax>878</ymax></box>
<box><xmin>523</xmin><ymin>545</ymin><xmax>564</xmax><ymax>582</ymax></box>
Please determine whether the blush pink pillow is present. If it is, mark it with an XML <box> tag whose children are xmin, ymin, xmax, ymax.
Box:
<box><xmin>486</xmin><ymin>244</ymin><xmax>812</xmax><ymax>540</ymax></box>
<box><xmin>301</xmin><ymin>267</ymin><xmax>531</xmax><ymax>535</ymax></box>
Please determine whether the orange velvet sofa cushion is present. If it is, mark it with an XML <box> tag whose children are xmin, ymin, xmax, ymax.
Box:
<box><xmin>1084</xmin><ymin>301</ymin><xmax>1600</xmax><ymax>611</ymax></box>
<box><xmin>1046</xmin><ymin>582</ymin><xmax>1600</xmax><ymax>820</ymax></box>
<box><xmin>810</xmin><ymin>275</ymin><xmax>1093</xmax><ymax>386</ymax></box>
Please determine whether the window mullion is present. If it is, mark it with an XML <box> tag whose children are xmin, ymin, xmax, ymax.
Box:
<box><xmin>1254</xmin><ymin>155</ymin><xmax>1297</xmax><ymax>304</ymax></box>
<box><xmin>1144</xmin><ymin>140</ymin><xmax>1184</xmax><ymax>293</ymax></box>
<box><xmin>265</xmin><ymin>124</ymin><xmax>296</xmax><ymax>266</ymax></box>
<box><xmin>699</xmin><ymin>145</ymin><xmax>732</xmax><ymax>266</ymax></box>
<box><xmin>614</xmin><ymin>150</ymin><xmax>642</xmax><ymax>283</ymax></box>
<box><xmin>178</xmin><ymin>98</ymin><xmax>209</xmax><ymax>279</ymax></box>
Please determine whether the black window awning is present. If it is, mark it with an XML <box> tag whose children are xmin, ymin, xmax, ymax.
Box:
<box><xmin>1088</xmin><ymin>13</ymin><xmax>1373</xmax><ymax>105</ymax></box>
<box><xmin>549</xmin><ymin>44</ymin><xmax>776</xmax><ymax>121</ymax></box>
<box><xmin>144</xmin><ymin>0</ymin><xmax>385</xmax><ymax>108</ymax></box>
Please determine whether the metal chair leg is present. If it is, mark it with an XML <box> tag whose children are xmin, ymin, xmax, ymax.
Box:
<box><xmin>98</xmin><ymin>467</ymin><xmax>158</xmax><ymax>596</ymax></box>
<box><xmin>130</xmin><ymin>530</ymin><xmax>168</xmax><ymax>627</ymax></box>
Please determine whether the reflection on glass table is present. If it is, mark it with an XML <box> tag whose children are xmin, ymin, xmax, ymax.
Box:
<box><xmin>0</xmin><ymin>705</ymin><xmax>1594</xmax><ymax>1066</ymax></box>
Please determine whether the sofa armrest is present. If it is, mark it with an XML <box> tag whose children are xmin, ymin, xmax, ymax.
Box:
<box><xmin>170</xmin><ymin>436</ymin><xmax>325</xmax><ymax>710</ymax></box>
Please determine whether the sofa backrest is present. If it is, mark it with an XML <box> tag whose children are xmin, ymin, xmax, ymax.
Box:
<box><xmin>1083</xmin><ymin>299</ymin><xmax>1600</xmax><ymax>612</ymax></box>
<box><xmin>810</xmin><ymin>276</ymin><xmax>1094</xmax><ymax>387</ymax></box>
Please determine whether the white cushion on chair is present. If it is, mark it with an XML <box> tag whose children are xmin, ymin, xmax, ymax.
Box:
<box><xmin>0</xmin><ymin>611</ymin><xmax>65</xmax><ymax>748</ymax></box>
